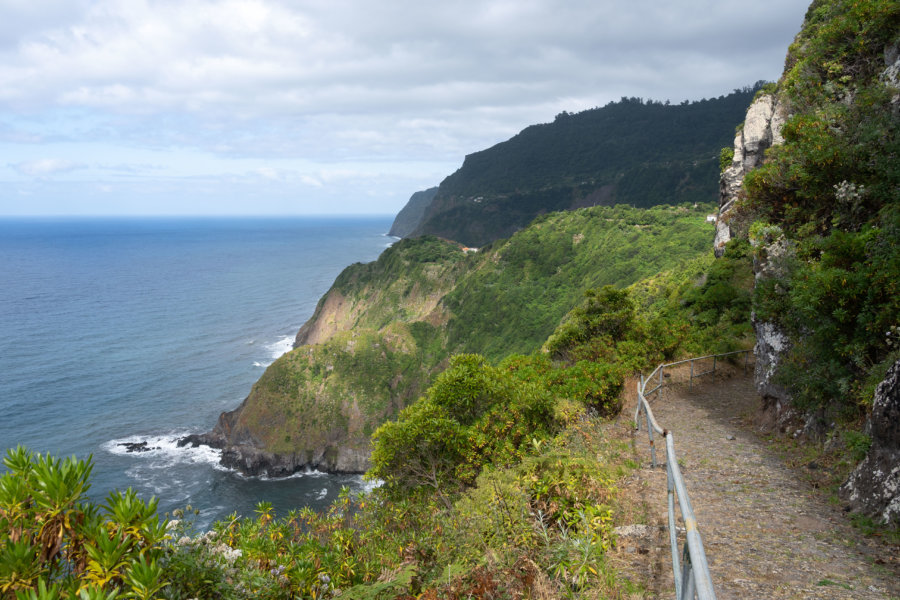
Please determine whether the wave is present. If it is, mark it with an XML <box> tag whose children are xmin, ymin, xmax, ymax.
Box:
<box><xmin>253</xmin><ymin>334</ymin><xmax>295</xmax><ymax>368</ymax></box>
<box><xmin>102</xmin><ymin>432</ymin><xmax>224</xmax><ymax>470</ymax></box>
<box><xmin>236</xmin><ymin>467</ymin><xmax>329</xmax><ymax>482</ymax></box>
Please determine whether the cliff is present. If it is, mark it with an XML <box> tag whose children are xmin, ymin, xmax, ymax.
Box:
<box><xmin>387</xmin><ymin>187</ymin><xmax>438</xmax><ymax>238</ymax></box>
<box><xmin>716</xmin><ymin>0</ymin><xmax>900</xmax><ymax>525</ymax></box>
<box><xmin>402</xmin><ymin>88</ymin><xmax>761</xmax><ymax>247</ymax></box>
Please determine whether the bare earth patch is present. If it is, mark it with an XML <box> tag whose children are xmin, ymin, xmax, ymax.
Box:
<box><xmin>608</xmin><ymin>367</ymin><xmax>900</xmax><ymax>599</ymax></box>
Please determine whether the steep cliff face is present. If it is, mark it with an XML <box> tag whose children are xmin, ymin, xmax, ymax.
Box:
<box><xmin>387</xmin><ymin>187</ymin><xmax>438</xmax><ymax>238</ymax></box>
<box><xmin>182</xmin><ymin>237</ymin><xmax>468</xmax><ymax>476</ymax></box>
<box><xmin>841</xmin><ymin>359</ymin><xmax>900</xmax><ymax>526</ymax></box>
<box><xmin>715</xmin><ymin>93</ymin><xmax>787</xmax><ymax>257</ymax></box>
<box><xmin>716</xmin><ymin>92</ymin><xmax>795</xmax><ymax>427</ymax></box>
<box><xmin>410</xmin><ymin>89</ymin><xmax>758</xmax><ymax>247</ymax></box>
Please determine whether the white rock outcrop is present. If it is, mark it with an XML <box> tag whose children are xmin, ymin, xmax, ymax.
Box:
<box><xmin>714</xmin><ymin>93</ymin><xmax>787</xmax><ymax>257</ymax></box>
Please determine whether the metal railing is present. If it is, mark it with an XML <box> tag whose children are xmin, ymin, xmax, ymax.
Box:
<box><xmin>633</xmin><ymin>349</ymin><xmax>751</xmax><ymax>600</ymax></box>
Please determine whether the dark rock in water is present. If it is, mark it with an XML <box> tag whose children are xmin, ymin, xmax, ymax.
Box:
<box><xmin>841</xmin><ymin>359</ymin><xmax>900</xmax><ymax>527</ymax></box>
<box><xmin>119</xmin><ymin>441</ymin><xmax>159</xmax><ymax>453</ymax></box>
<box><xmin>178</xmin><ymin>432</ymin><xmax>225</xmax><ymax>449</ymax></box>
<box><xmin>219</xmin><ymin>444</ymin><xmax>370</xmax><ymax>478</ymax></box>
<box><xmin>178</xmin><ymin>403</ymin><xmax>370</xmax><ymax>477</ymax></box>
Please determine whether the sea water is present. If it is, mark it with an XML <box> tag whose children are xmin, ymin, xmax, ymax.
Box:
<box><xmin>0</xmin><ymin>216</ymin><xmax>394</xmax><ymax>528</ymax></box>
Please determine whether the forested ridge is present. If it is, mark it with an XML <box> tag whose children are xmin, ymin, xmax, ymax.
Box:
<box><xmin>404</xmin><ymin>85</ymin><xmax>763</xmax><ymax>246</ymax></box>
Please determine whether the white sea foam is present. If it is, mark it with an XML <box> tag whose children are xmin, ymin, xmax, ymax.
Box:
<box><xmin>360</xmin><ymin>477</ymin><xmax>384</xmax><ymax>493</ymax></box>
<box><xmin>241</xmin><ymin>467</ymin><xmax>329</xmax><ymax>482</ymax></box>
<box><xmin>253</xmin><ymin>334</ymin><xmax>295</xmax><ymax>368</ymax></box>
<box><xmin>316</xmin><ymin>487</ymin><xmax>328</xmax><ymax>500</ymax></box>
<box><xmin>103</xmin><ymin>432</ymin><xmax>223</xmax><ymax>469</ymax></box>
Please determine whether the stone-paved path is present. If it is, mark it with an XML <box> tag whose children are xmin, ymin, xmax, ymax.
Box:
<box><xmin>610</xmin><ymin>368</ymin><xmax>899</xmax><ymax>599</ymax></box>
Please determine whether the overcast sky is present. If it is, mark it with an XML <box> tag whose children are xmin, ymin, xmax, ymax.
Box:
<box><xmin>0</xmin><ymin>0</ymin><xmax>811</xmax><ymax>216</ymax></box>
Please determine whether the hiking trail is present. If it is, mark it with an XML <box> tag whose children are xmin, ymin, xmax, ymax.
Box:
<box><xmin>609</xmin><ymin>366</ymin><xmax>900</xmax><ymax>599</ymax></box>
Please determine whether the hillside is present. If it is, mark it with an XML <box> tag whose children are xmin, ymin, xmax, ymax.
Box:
<box><xmin>394</xmin><ymin>87</ymin><xmax>762</xmax><ymax>247</ymax></box>
<box><xmin>189</xmin><ymin>203</ymin><xmax>723</xmax><ymax>475</ymax></box>
<box><xmin>387</xmin><ymin>187</ymin><xmax>439</xmax><ymax>238</ymax></box>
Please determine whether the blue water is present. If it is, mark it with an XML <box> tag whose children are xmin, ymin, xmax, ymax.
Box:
<box><xmin>0</xmin><ymin>216</ymin><xmax>394</xmax><ymax>528</ymax></box>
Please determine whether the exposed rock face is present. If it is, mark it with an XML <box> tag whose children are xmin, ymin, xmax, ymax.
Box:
<box><xmin>750</xmin><ymin>232</ymin><xmax>797</xmax><ymax>431</ymax></box>
<box><xmin>179</xmin><ymin>400</ymin><xmax>372</xmax><ymax>476</ymax></box>
<box><xmin>715</xmin><ymin>91</ymin><xmax>798</xmax><ymax>430</ymax></box>
<box><xmin>841</xmin><ymin>359</ymin><xmax>900</xmax><ymax>526</ymax></box>
<box><xmin>387</xmin><ymin>187</ymin><xmax>438</xmax><ymax>238</ymax></box>
<box><xmin>883</xmin><ymin>42</ymin><xmax>900</xmax><ymax>107</ymax></box>
<box><xmin>715</xmin><ymin>93</ymin><xmax>787</xmax><ymax>257</ymax></box>
<box><xmin>294</xmin><ymin>290</ymin><xmax>350</xmax><ymax>348</ymax></box>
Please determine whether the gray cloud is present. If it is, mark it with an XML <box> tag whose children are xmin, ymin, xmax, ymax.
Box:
<box><xmin>0</xmin><ymin>0</ymin><xmax>812</xmax><ymax>213</ymax></box>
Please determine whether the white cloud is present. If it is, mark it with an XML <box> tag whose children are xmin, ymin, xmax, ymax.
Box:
<box><xmin>13</xmin><ymin>158</ymin><xmax>84</xmax><ymax>177</ymax></box>
<box><xmin>0</xmin><ymin>0</ymin><xmax>813</xmax><ymax>214</ymax></box>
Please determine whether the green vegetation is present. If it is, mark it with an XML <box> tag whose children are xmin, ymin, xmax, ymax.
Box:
<box><xmin>410</xmin><ymin>86</ymin><xmax>764</xmax><ymax>246</ymax></box>
<box><xmin>226</xmin><ymin>203</ymin><xmax>731</xmax><ymax>463</ymax></box>
<box><xmin>735</xmin><ymin>0</ymin><xmax>900</xmax><ymax>417</ymax></box>
<box><xmin>0</xmin><ymin>447</ymin><xmax>168</xmax><ymax>599</ymax></box>
<box><xmin>2</xmin><ymin>194</ymin><xmax>761</xmax><ymax>598</ymax></box>
<box><xmin>442</xmin><ymin>203</ymin><xmax>717</xmax><ymax>360</ymax></box>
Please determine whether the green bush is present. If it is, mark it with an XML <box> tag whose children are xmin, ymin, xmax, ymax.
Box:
<box><xmin>369</xmin><ymin>354</ymin><xmax>557</xmax><ymax>496</ymax></box>
<box><xmin>719</xmin><ymin>146</ymin><xmax>735</xmax><ymax>172</ymax></box>
<box><xmin>0</xmin><ymin>447</ymin><xmax>168</xmax><ymax>600</ymax></box>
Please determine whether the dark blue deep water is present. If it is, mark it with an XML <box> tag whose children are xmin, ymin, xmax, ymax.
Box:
<box><xmin>0</xmin><ymin>216</ymin><xmax>394</xmax><ymax>528</ymax></box>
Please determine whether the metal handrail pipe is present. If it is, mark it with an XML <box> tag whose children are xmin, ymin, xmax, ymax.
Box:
<box><xmin>666</xmin><ymin>433</ymin><xmax>717</xmax><ymax>600</ymax></box>
<box><xmin>637</xmin><ymin>389</ymin><xmax>665</xmax><ymax>435</ymax></box>
<box><xmin>633</xmin><ymin>349</ymin><xmax>753</xmax><ymax>600</ymax></box>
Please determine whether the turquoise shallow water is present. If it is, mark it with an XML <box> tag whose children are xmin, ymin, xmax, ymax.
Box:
<box><xmin>0</xmin><ymin>216</ymin><xmax>393</xmax><ymax>528</ymax></box>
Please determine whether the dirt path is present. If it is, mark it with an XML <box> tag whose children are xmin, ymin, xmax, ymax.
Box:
<box><xmin>609</xmin><ymin>368</ymin><xmax>899</xmax><ymax>599</ymax></box>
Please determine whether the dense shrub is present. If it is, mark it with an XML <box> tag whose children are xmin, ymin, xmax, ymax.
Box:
<box><xmin>370</xmin><ymin>354</ymin><xmax>557</xmax><ymax>497</ymax></box>
<box><xmin>736</xmin><ymin>0</ymin><xmax>900</xmax><ymax>415</ymax></box>
<box><xmin>0</xmin><ymin>447</ymin><xmax>168</xmax><ymax>600</ymax></box>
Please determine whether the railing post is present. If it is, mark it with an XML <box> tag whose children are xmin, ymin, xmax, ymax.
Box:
<box><xmin>680</xmin><ymin>545</ymin><xmax>697</xmax><ymax>600</ymax></box>
<box><xmin>712</xmin><ymin>355</ymin><xmax>717</xmax><ymax>383</ymax></box>
<box><xmin>743</xmin><ymin>350</ymin><xmax>749</xmax><ymax>375</ymax></box>
<box><xmin>646</xmin><ymin>406</ymin><xmax>657</xmax><ymax>468</ymax></box>
<box><xmin>689</xmin><ymin>359</ymin><xmax>694</xmax><ymax>392</ymax></box>
<box><xmin>635</xmin><ymin>375</ymin><xmax>644</xmax><ymax>430</ymax></box>
<box><xmin>659</xmin><ymin>365</ymin><xmax>664</xmax><ymax>397</ymax></box>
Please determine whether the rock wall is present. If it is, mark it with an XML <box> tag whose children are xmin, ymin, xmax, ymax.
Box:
<box><xmin>841</xmin><ymin>359</ymin><xmax>900</xmax><ymax>526</ymax></box>
<box><xmin>715</xmin><ymin>93</ymin><xmax>786</xmax><ymax>257</ymax></box>
<box><xmin>716</xmin><ymin>92</ymin><xmax>794</xmax><ymax>427</ymax></box>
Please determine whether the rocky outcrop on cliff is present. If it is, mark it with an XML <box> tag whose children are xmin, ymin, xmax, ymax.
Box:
<box><xmin>388</xmin><ymin>187</ymin><xmax>438</xmax><ymax>238</ymax></box>
<box><xmin>715</xmin><ymin>93</ymin><xmax>787</xmax><ymax>257</ymax></box>
<box><xmin>715</xmin><ymin>91</ymin><xmax>796</xmax><ymax>429</ymax></box>
<box><xmin>841</xmin><ymin>359</ymin><xmax>900</xmax><ymax>526</ymax></box>
<box><xmin>748</xmin><ymin>228</ymin><xmax>797</xmax><ymax>432</ymax></box>
<box><xmin>180</xmin><ymin>400</ymin><xmax>371</xmax><ymax>477</ymax></box>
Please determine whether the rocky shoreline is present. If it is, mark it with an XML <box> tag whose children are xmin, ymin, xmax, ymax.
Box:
<box><xmin>177</xmin><ymin>406</ymin><xmax>370</xmax><ymax>478</ymax></box>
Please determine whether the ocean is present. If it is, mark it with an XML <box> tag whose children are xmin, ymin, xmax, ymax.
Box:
<box><xmin>0</xmin><ymin>216</ymin><xmax>394</xmax><ymax>529</ymax></box>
